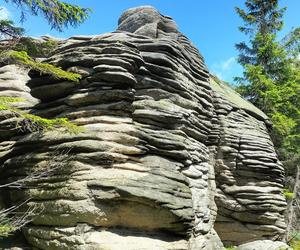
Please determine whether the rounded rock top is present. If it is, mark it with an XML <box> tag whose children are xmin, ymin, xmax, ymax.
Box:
<box><xmin>117</xmin><ymin>6</ymin><xmax>178</xmax><ymax>37</ymax></box>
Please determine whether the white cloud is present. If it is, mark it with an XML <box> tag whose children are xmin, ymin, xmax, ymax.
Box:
<box><xmin>0</xmin><ymin>6</ymin><xmax>10</xmax><ymax>20</ymax></box>
<box><xmin>210</xmin><ymin>57</ymin><xmax>240</xmax><ymax>82</ymax></box>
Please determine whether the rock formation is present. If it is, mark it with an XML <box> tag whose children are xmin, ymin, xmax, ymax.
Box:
<box><xmin>0</xmin><ymin>6</ymin><xmax>289</xmax><ymax>250</ymax></box>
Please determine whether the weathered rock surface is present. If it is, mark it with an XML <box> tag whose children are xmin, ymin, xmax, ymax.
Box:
<box><xmin>0</xmin><ymin>6</ymin><xmax>287</xmax><ymax>250</ymax></box>
<box><xmin>209</xmin><ymin>78</ymin><xmax>286</xmax><ymax>245</ymax></box>
<box><xmin>0</xmin><ymin>65</ymin><xmax>39</xmax><ymax>140</ymax></box>
<box><xmin>237</xmin><ymin>240</ymin><xmax>291</xmax><ymax>250</ymax></box>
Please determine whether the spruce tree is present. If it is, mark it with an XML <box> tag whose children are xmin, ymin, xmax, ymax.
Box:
<box><xmin>235</xmin><ymin>0</ymin><xmax>300</xmax><ymax>238</ymax></box>
<box><xmin>235</xmin><ymin>0</ymin><xmax>287</xmax><ymax>110</ymax></box>
<box><xmin>0</xmin><ymin>0</ymin><xmax>90</xmax><ymax>79</ymax></box>
<box><xmin>0</xmin><ymin>0</ymin><xmax>90</xmax><ymax>38</ymax></box>
<box><xmin>235</xmin><ymin>0</ymin><xmax>299</xmax><ymax>154</ymax></box>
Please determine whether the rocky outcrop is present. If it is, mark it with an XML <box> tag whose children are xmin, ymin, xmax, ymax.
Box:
<box><xmin>209</xmin><ymin>78</ymin><xmax>286</xmax><ymax>245</ymax></box>
<box><xmin>0</xmin><ymin>6</ymin><xmax>287</xmax><ymax>250</ymax></box>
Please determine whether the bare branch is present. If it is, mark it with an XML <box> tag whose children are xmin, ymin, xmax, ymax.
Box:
<box><xmin>0</xmin><ymin>148</ymin><xmax>73</xmax><ymax>236</ymax></box>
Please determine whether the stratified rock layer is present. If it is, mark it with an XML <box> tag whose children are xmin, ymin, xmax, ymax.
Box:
<box><xmin>0</xmin><ymin>6</ymin><xmax>286</xmax><ymax>250</ymax></box>
<box><xmin>209</xmin><ymin>78</ymin><xmax>286</xmax><ymax>245</ymax></box>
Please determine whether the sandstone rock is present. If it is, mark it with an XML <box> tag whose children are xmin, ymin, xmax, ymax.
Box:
<box><xmin>0</xmin><ymin>65</ymin><xmax>39</xmax><ymax>140</ymax></box>
<box><xmin>237</xmin><ymin>240</ymin><xmax>291</xmax><ymax>250</ymax></box>
<box><xmin>0</xmin><ymin>6</ymin><xmax>288</xmax><ymax>250</ymax></box>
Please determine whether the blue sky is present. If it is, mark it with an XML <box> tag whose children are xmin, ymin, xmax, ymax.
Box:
<box><xmin>0</xmin><ymin>0</ymin><xmax>299</xmax><ymax>83</ymax></box>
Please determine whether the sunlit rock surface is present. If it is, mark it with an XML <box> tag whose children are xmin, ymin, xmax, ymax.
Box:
<box><xmin>0</xmin><ymin>6</ymin><xmax>287</xmax><ymax>250</ymax></box>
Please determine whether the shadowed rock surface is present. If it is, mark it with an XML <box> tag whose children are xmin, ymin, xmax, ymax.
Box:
<box><xmin>0</xmin><ymin>6</ymin><xmax>287</xmax><ymax>250</ymax></box>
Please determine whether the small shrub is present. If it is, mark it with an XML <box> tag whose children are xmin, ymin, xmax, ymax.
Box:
<box><xmin>291</xmin><ymin>240</ymin><xmax>300</xmax><ymax>250</ymax></box>
<box><xmin>288</xmin><ymin>231</ymin><xmax>300</xmax><ymax>250</ymax></box>
<box><xmin>0</xmin><ymin>222</ymin><xmax>15</xmax><ymax>238</ymax></box>
<box><xmin>283</xmin><ymin>188</ymin><xmax>294</xmax><ymax>200</ymax></box>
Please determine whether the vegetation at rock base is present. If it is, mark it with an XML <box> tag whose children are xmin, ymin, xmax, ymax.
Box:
<box><xmin>0</xmin><ymin>205</ymin><xmax>35</xmax><ymax>238</ymax></box>
<box><xmin>235</xmin><ymin>0</ymin><xmax>300</xmax><ymax>239</ymax></box>
<box><xmin>287</xmin><ymin>231</ymin><xmax>300</xmax><ymax>250</ymax></box>
<box><xmin>291</xmin><ymin>241</ymin><xmax>300</xmax><ymax>250</ymax></box>
<box><xmin>0</xmin><ymin>221</ymin><xmax>14</xmax><ymax>238</ymax></box>
<box><xmin>0</xmin><ymin>149</ymin><xmax>74</xmax><ymax>238</ymax></box>
<box><xmin>283</xmin><ymin>189</ymin><xmax>294</xmax><ymax>200</ymax></box>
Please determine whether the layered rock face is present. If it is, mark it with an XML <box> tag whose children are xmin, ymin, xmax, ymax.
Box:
<box><xmin>0</xmin><ymin>65</ymin><xmax>38</xmax><ymax>139</ymax></box>
<box><xmin>0</xmin><ymin>6</ymin><xmax>287</xmax><ymax>250</ymax></box>
<box><xmin>209</xmin><ymin>78</ymin><xmax>286</xmax><ymax>245</ymax></box>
